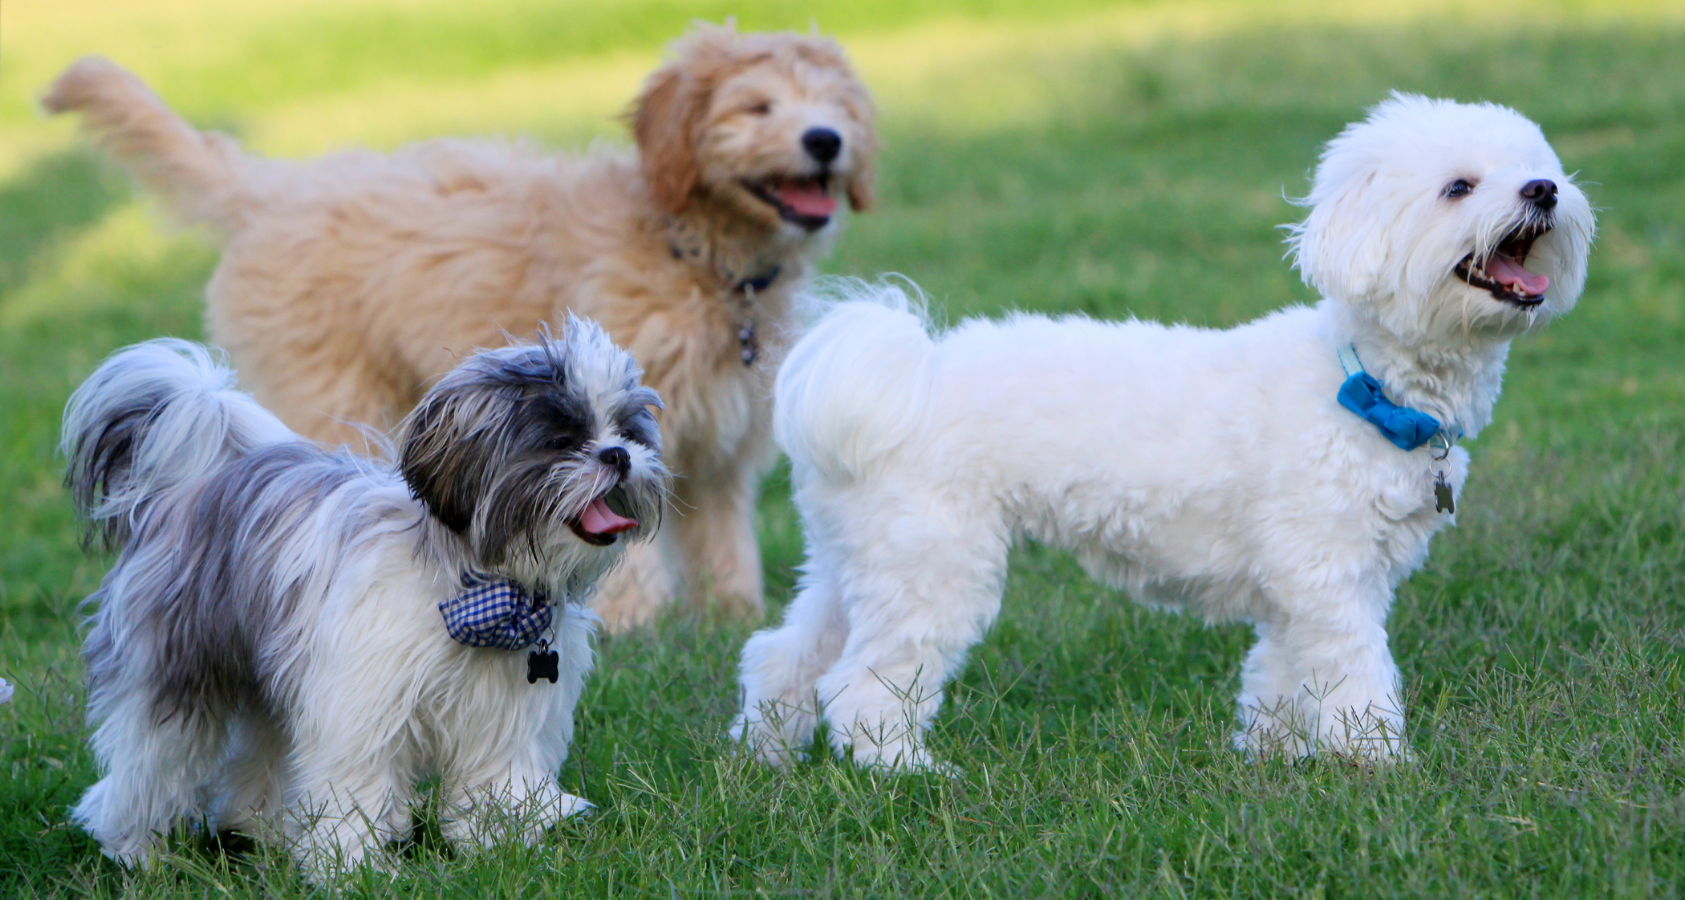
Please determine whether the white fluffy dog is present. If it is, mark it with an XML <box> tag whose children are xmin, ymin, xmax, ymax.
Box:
<box><xmin>63</xmin><ymin>323</ymin><xmax>667</xmax><ymax>878</ymax></box>
<box><xmin>732</xmin><ymin>94</ymin><xmax>1595</xmax><ymax>769</ymax></box>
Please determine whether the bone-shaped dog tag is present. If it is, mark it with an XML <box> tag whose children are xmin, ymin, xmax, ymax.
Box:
<box><xmin>527</xmin><ymin>641</ymin><xmax>559</xmax><ymax>684</ymax></box>
<box><xmin>1433</xmin><ymin>471</ymin><xmax>1455</xmax><ymax>514</ymax></box>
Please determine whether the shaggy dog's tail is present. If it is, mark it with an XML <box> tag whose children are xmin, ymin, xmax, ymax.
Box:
<box><xmin>62</xmin><ymin>339</ymin><xmax>294</xmax><ymax>550</ymax></box>
<box><xmin>775</xmin><ymin>279</ymin><xmax>937</xmax><ymax>482</ymax></box>
<box><xmin>43</xmin><ymin>57</ymin><xmax>269</xmax><ymax>234</ymax></box>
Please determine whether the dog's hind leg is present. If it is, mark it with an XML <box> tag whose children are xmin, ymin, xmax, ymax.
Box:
<box><xmin>206</xmin><ymin>713</ymin><xmax>288</xmax><ymax>842</ymax></box>
<box><xmin>812</xmin><ymin>504</ymin><xmax>1011</xmax><ymax>771</ymax></box>
<box><xmin>731</xmin><ymin>565</ymin><xmax>851</xmax><ymax>766</ymax></box>
<box><xmin>206</xmin><ymin>266</ymin><xmax>415</xmax><ymax>452</ymax></box>
<box><xmin>669</xmin><ymin>459</ymin><xmax>767</xmax><ymax>622</ymax></box>
<box><xmin>72</xmin><ymin>688</ymin><xmax>226</xmax><ymax>865</ymax></box>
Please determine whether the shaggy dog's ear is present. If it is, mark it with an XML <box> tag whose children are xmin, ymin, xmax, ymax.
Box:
<box><xmin>398</xmin><ymin>387</ymin><xmax>489</xmax><ymax>534</ymax></box>
<box><xmin>846</xmin><ymin>155</ymin><xmax>875</xmax><ymax>212</ymax></box>
<box><xmin>631</xmin><ymin>64</ymin><xmax>706</xmax><ymax>215</ymax></box>
<box><xmin>1288</xmin><ymin>168</ymin><xmax>1395</xmax><ymax>303</ymax></box>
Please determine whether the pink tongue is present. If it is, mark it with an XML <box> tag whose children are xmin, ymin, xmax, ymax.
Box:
<box><xmin>579</xmin><ymin>496</ymin><xmax>637</xmax><ymax>535</ymax></box>
<box><xmin>1484</xmin><ymin>254</ymin><xmax>1550</xmax><ymax>296</ymax></box>
<box><xmin>777</xmin><ymin>181</ymin><xmax>837</xmax><ymax>218</ymax></box>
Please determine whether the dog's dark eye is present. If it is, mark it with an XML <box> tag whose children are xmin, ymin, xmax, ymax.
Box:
<box><xmin>1443</xmin><ymin>178</ymin><xmax>1474</xmax><ymax>199</ymax></box>
<box><xmin>745</xmin><ymin>101</ymin><xmax>772</xmax><ymax>116</ymax></box>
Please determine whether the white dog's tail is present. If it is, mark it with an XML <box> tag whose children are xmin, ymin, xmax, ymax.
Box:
<box><xmin>62</xmin><ymin>339</ymin><xmax>294</xmax><ymax>550</ymax></box>
<box><xmin>42</xmin><ymin>57</ymin><xmax>270</xmax><ymax>235</ymax></box>
<box><xmin>775</xmin><ymin>279</ymin><xmax>938</xmax><ymax>482</ymax></box>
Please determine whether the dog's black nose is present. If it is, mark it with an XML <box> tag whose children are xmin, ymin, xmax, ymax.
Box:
<box><xmin>801</xmin><ymin>127</ymin><xmax>842</xmax><ymax>163</ymax></box>
<box><xmin>598</xmin><ymin>446</ymin><xmax>630</xmax><ymax>476</ymax></box>
<box><xmin>1520</xmin><ymin>179</ymin><xmax>1557</xmax><ymax>209</ymax></box>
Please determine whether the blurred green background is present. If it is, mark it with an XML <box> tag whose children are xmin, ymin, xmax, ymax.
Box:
<box><xmin>3</xmin><ymin>1</ymin><xmax>1684</xmax><ymax>896</ymax></box>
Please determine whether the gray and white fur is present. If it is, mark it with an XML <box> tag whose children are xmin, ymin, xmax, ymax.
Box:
<box><xmin>63</xmin><ymin>317</ymin><xmax>666</xmax><ymax>880</ymax></box>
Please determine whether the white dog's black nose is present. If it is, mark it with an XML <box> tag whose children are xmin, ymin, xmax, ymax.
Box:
<box><xmin>598</xmin><ymin>446</ymin><xmax>630</xmax><ymax>477</ymax></box>
<box><xmin>1521</xmin><ymin>179</ymin><xmax>1557</xmax><ymax>210</ymax></box>
<box><xmin>801</xmin><ymin>127</ymin><xmax>842</xmax><ymax>163</ymax></box>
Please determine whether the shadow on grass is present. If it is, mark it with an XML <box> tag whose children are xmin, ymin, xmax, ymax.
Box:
<box><xmin>0</xmin><ymin>151</ymin><xmax>126</xmax><ymax>303</ymax></box>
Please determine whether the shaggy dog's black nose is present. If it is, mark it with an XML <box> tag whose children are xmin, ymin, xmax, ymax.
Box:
<box><xmin>1521</xmin><ymin>179</ymin><xmax>1557</xmax><ymax>209</ymax></box>
<box><xmin>801</xmin><ymin>127</ymin><xmax>842</xmax><ymax>163</ymax></box>
<box><xmin>599</xmin><ymin>446</ymin><xmax>630</xmax><ymax>477</ymax></box>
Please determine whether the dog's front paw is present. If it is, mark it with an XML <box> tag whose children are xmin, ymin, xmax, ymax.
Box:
<box><xmin>1234</xmin><ymin>700</ymin><xmax>1408</xmax><ymax>764</ymax></box>
<box><xmin>728</xmin><ymin>712</ymin><xmax>814</xmax><ymax>769</ymax></box>
<box><xmin>443</xmin><ymin>779</ymin><xmax>593</xmax><ymax>850</ymax></box>
<box><xmin>292</xmin><ymin>839</ymin><xmax>400</xmax><ymax>886</ymax></box>
<box><xmin>845</xmin><ymin>739</ymin><xmax>957</xmax><ymax>776</ymax></box>
<box><xmin>551</xmin><ymin>792</ymin><xmax>595</xmax><ymax>821</ymax></box>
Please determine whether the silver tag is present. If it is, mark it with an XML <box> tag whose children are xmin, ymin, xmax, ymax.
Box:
<box><xmin>1433</xmin><ymin>471</ymin><xmax>1454</xmax><ymax>514</ymax></box>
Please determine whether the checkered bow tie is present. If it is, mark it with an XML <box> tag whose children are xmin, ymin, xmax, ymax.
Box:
<box><xmin>438</xmin><ymin>577</ymin><xmax>553</xmax><ymax>650</ymax></box>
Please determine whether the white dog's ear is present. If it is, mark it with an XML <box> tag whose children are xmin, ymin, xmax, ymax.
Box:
<box><xmin>1289</xmin><ymin>169</ymin><xmax>1396</xmax><ymax>303</ymax></box>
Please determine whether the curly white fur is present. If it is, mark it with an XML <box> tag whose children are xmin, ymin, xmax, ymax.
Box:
<box><xmin>733</xmin><ymin>94</ymin><xmax>1595</xmax><ymax>769</ymax></box>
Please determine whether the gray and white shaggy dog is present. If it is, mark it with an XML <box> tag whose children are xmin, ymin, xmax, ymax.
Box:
<box><xmin>63</xmin><ymin>320</ymin><xmax>667</xmax><ymax>879</ymax></box>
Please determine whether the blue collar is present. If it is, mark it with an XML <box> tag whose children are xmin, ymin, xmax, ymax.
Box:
<box><xmin>438</xmin><ymin>575</ymin><xmax>552</xmax><ymax>650</ymax></box>
<box><xmin>1335</xmin><ymin>345</ymin><xmax>1458</xmax><ymax>453</ymax></box>
<box><xmin>735</xmin><ymin>265</ymin><xmax>781</xmax><ymax>295</ymax></box>
<box><xmin>667</xmin><ymin>243</ymin><xmax>781</xmax><ymax>294</ymax></box>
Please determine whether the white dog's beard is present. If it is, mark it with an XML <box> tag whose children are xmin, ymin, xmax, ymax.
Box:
<box><xmin>1454</xmin><ymin>216</ymin><xmax>1554</xmax><ymax>307</ymax></box>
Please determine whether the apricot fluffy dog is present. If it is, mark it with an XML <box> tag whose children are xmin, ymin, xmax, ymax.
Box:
<box><xmin>45</xmin><ymin>24</ymin><xmax>877</xmax><ymax>631</ymax></box>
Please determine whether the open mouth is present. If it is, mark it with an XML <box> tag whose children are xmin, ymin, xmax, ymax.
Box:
<box><xmin>566</xmin><ymin>485</ymin><xmax>638</xmax><ymax>547</ymax></box>
<box><xmin>743</xmin><ymin>174</ymin><xmax>837</xmax><ymax>231</ymax></box>
<box><xmin>1453</xmin><ymin>220</ymin><xmax>1553</xmax><ymax>307</ymax></box>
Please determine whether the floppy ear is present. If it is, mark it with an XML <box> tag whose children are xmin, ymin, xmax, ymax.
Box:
<box><xmin>397</xmin><ymin>387</ymin><xmax>489</xmax><ymax>534</ymax></box>
<box><xmin>841</xmin><ymin>92</ymin><xmax>878</xmax><ymax>212</ymax></box>
<box><xmin>846</xmin><ymin>159</ymin><xmax>875</xmax><ymax>212</ymax></box>
<box><xmin>1288</xmin><ymin>168</ymin><xmax>1395</xmax><ymax>303</ymax></box>
<box><xmin>631</xmin><ymin>65</ymin><xmax>704</xmax><ymax>215</ymax></box>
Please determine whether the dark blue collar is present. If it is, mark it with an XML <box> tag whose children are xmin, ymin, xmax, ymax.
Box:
<box><xmin>1336</xmin><ymin>345</ymin><xmax>1458</xmax><ymax>453</ymax></box>
<box><xmin>735</xmin><ymin>265</ymin><xmax>781</xmax><ymax>294</ymax></box>
<box><xmin>667</xmin><ymin>243</ymin><xmax>780</xmax><ymax>294</ymax></box>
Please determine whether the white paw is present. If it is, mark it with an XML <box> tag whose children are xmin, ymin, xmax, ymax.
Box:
<box><xmin>847</xmin><ymin>740</ymin><xmax>957</xmax><ymax>776</ymax></box>
<box><xmin>552</xmin><ymin>792</ymin><xmax>595</xmax><ymax>820</ymax></box>
<box><xmin>728</xmin><ymin>714</ymin><xmax>810</xmax><ymax>769</ymax></box>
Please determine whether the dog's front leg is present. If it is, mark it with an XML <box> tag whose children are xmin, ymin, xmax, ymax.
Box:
<box><xmin>592</xmin><ymin>527</ymin><xmax>682</xmax><ymax>633</ymax></box>
<box><xmin>439</xmin><ymin>613</ymin><xmax>596</xmax><ymax>850</ymax></box>
<box><xmin>284</xmin><ymin>747</ymin><xmax>414</xmax><ymax>882</ymax></box>
<box><xmin>670</xmin><ymin>462</ymin><xmax>766</xmax><ymax>621</ymax></box>
<box><xmin>1234</xmin><ymin>597</ymin><xmax>1406</xmax><ymax>761</ymax></box>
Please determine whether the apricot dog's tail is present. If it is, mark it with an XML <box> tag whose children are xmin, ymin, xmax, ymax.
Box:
<box><xmin>775</xmin><ymin>278</ymin><xmax>938</xmax><ymax>484</ymax></box>
<box><xmin>43</xmin><ymin>57</ymin><xmax>268</xmax><ymax>235</ymax></box>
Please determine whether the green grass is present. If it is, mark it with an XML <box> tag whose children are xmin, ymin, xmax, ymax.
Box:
<box><xmin>4</xmin><ymin>0</ymin><xmax>1685</xmax><ymax>896</ymax></box>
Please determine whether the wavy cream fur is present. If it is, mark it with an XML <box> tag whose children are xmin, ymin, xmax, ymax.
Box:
<box><xmin>734</xmin><ymin>95</ymin><xmax>1595</xmax><ymax>769</ymax></box>
<box><xmin>44</xmin><ymin>23</ymin><xmax>877</xmax><ymax>631</ymax></box>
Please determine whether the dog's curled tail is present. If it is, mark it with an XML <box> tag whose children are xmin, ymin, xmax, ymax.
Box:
<box><xmin>775</xmin><ymin>278</ymin><xmax>937</xmax><ymax>482</ymax></box>
<box><xmin>62</xmin><ymin>339</ymin><xmax>295</xmax><ymax>551</ymax></box>
<box><xmin>43</xmin><ymin>57</ymin><xmax>263</xmax><ymax>234</ymax></box>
